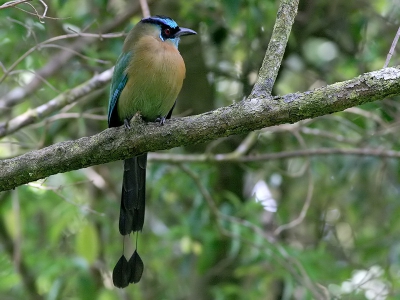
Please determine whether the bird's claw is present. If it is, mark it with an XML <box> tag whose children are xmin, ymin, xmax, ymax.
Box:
<box><xmin>155</xmin><ymin>116</ymin><xmax>166</xmax><ymax>126</ymax></box>
<box><xmin>124</xmin><ymin>118</ymin><xmax>131</xmax><ymax>129</ymax></box>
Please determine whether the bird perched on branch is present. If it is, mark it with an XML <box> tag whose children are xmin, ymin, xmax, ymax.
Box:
<box><xmin>107</xmin><ymin>15</ymin><xmax>196</xmax><ymax>288</ymax></box>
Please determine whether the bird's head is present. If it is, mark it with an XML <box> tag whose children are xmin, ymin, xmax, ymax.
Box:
<box><xmin>139</xmin><ymin>15</ymin><xmax>197</xmax><ymax>48</ymax></box>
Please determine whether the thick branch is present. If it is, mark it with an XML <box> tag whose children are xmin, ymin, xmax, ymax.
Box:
<box><xmin>250</xmin><ymin>0</ymin><xmax>299</xmax><ymax>98</ymax></box>
<box><xmin>1</xmin><ymin>67</ymin><xmax>400</xmax><ymax>191</ymax></box>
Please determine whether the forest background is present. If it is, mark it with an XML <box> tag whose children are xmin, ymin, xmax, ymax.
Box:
<box><xmin>1</xmin><ymin>0</ymin><xmax>400</xmax><ymax>299</ymax></box>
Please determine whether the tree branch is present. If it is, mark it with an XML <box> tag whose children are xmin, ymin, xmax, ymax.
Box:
<box><xmin>1</xmin><ymin>66</ymin><xmax>400</xmax><ymax>191</ymax></box>
<box><xmin>250</xmin><ymin>0</ymin><xmax>299</xmax><ymax>98</ymax></box>
<box><xmin>0</xmin><ymin>0</ymin><xmax>31</xmax><ymax>10</ymax></box>
<box><xmin>148</xmin><ymin>147</ymin><xmax>400</xmax><ymax>163</ymax></box>
<box><xmin>0</xmin><ymin>68</ymin><xmax>112</xmax><ymax>138</ymax></box>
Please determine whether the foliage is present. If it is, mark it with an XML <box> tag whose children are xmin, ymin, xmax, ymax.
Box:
<box><xmin>1</xmin><ymin>0</ymin><xmax>400</xmax><ymax>299</ymax></box>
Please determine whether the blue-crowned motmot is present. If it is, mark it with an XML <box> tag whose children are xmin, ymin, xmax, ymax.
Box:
<box><xmin>108</xmin><ymin>15</ymin><xmax>196</xmax><ymax>288</ymax></box>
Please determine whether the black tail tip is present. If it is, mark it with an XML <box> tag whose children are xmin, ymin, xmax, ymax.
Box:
<box><xmin>112</xmin><ymin>251</ymin><xmax>144</xmax><ymax>288</ymax></box>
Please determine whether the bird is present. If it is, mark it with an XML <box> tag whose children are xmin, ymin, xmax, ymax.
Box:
<box><xmin>107</xmin><ymin>15</ymin><xmax>196</xmax><ymax>288</ymax></box>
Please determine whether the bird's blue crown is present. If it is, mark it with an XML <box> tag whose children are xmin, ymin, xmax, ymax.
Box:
<box><xmin>141</xmin><ymin>15</ymin><xmax>178</xmax><ymax>29</ymax></box>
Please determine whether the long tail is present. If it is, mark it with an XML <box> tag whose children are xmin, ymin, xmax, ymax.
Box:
<box><xmin>119</xmin><ymin>154</ymin><xmax>147</xmax><ymax>234</ymax></box>
<box><xmin>113</xmin><ymin>153</ymin><xmax>147</xmax><ymax>288</ymax></box>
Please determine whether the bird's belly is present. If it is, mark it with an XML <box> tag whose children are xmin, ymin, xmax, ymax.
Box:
<box><xmin>118</xmin><ymin>84</ymin><xmax>176</xmax><ymax>121</ymax></box>
<box><xmin>117</xmin><ymin>44</ymin><xmax>185</xmax><ymax>122</ymax></box>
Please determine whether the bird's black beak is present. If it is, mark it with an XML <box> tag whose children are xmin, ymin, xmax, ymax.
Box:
<box><xmin>175</xmin><ymin>27</ymin><xmax>197</xmax><ymax>37</ymax></box>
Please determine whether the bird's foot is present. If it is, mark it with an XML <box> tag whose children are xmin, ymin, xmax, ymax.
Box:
<box><xmin>124</xmin><ymin>118</ymin><xmax>131</xmax><ymax>129</ymax></box>
<box><xmin>155</xmin><ymin>116</ymin><xmax>166</xmax><ymax>126</ymax></box>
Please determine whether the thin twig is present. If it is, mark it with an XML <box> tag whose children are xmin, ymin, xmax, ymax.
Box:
<box><xmin>7</xmin><ymin>16</ymin><xmax>38</xmax><ymax>43</ymax></box>
<box><xmin>274</xmin><ymin>167</ymin><xmax>314</xmax><ymax>235</ymax></box>
<box><xmin>384</xmin><ymin>26</ymin><xmax>400</xmax><ymax>68</ymax></box>
<box><xmin>300</xmin><ymin>127</ymin><xmax>359</xmax><ymax>144</ymax></box>
<box><xmin>18</xmin><ymin>1</ymin><xmax>45</xmax><ymax>23</ymax></box>
<box><xmin>0</xmin><ymin>32</ymin><xmax>123</xmax><ymax>85</ymax></box>
<box><xmin>274</xmin><ymin>131</ymin><xmax>314</xmax><ymax>236</ymax></box>
<box><xmin>139</xmin><ymin>0</ymin><xmax>150</xmax><ymax>18</ymax></box>
<box><xmin>38</xmin><ymin>44</ymin><xmax>111</xmax><ymax>64</ymax></box>
<box><xmin>286</xmin><ymin>128</ymin><xmax>310</xmax><ymax>178</ymax></box>
<box><xmin>148</xmin><ymin>147</ymin><xmax>400</xmax><ymax>163</ymax></box>
<box><xmin>27</xmin><ymin>181</ymin><xmax>105</xmax><ymax>215</ymax></box>
<box><xmin>45</xmin><ymin>113</ymin><xmax>106</xmax><ymax>123</ymax></box>
<box><xmin>12</xmin><ymin>191</ymin><xmax>22</xmax><ymax>275</ymax></box>
<box><xmin>38</xmin><ymin>0</ymin><xmax>47</xmax><ymax>21</ymax></box>
<box><xmin>0</xmin><ymin>68</ymin><xmax>112</xmax><ymax>138</ymax></box>
<box><xmin>178</xmin><ymin>164</ymin><xmax>225</xmax><ymax>233</ymax></box>
<box><xmin>13</xmin><ymin>5</ymin><xmax>69</xmax><ymax>20</ymax></box>
<box><xmin>0</xmin><ymin>0</ymin><xmax>31</xmax><ymax>9</ymax></box>
<box><xmin>223</xmin><ymin>131</ymin><xmax>259</xmax><ymax>159</ymax></box>
<box><xmin>0</xmin><ymin>61</ymin><xmax>6</xmax><ymax>73</ymax></box>
<box><xmin>8</xmin><ymin>69</ymin><xmax>61</xmax><ymax>93</ymax></box>
<box><xmin>344</xmin><ymin>107</ymin><xmax>386</xmax><ymax>126</ymax></box>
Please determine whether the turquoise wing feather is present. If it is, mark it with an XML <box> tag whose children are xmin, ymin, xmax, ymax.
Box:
<box><xmin>108</xmin><ymin>52</ymin><xmax>132</xmax><ymax>127</ymax></box>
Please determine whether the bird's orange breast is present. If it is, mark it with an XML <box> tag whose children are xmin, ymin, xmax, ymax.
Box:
<box><xmin>117</xmin><ymin>35</ymin><xmax>186</xmax><ymax>122</ymax></box>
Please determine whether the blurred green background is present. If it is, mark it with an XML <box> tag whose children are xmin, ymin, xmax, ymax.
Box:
<box><xmin>1</xmin><ymin>0</ymin><xmax>400</xmax><ymax>299</ymax></box>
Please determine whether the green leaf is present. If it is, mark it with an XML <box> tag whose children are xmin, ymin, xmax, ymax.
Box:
<box><xmin>75</xmin><ymin>223</ymin><xmax>99</xmax><ymax>265</ymax></box>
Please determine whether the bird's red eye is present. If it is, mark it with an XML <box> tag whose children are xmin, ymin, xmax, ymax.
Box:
<box><xmin>164</xmin><ymin>28</ymin><xmax>171</xmax><ymax>36</ymax></box>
